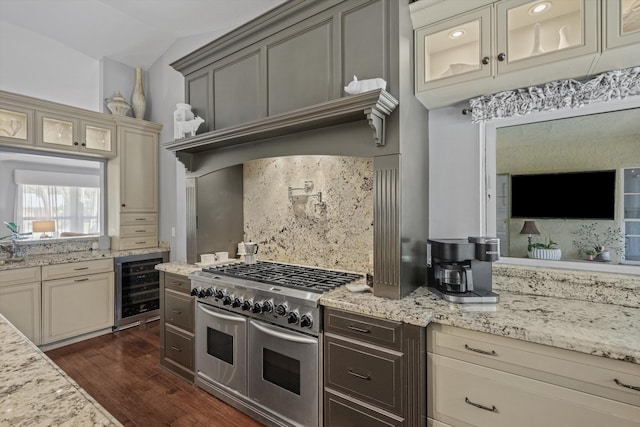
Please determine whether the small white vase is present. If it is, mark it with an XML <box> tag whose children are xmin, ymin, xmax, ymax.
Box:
<box><xmin>531</xmin><ymin>23</ymin><xmax>545</xmax><ymax>56</ymax></box>
<box><xmin>558</xmin><ymin>24</ymin><xmax>570</xmax><ymax>50</ymax></box>
<box><xmin>132</xmin><ymin>67</ymin><xmax>146</xmax><ymax>120</ymax></box>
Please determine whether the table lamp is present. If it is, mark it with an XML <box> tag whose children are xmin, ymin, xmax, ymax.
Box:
<box><xmin>33</xmin><ymin>220</ymin><xmax>55</xmax><ymax>238</ymax></box>
<box><xmin>519</xmin><ymin>220</ymin><xmax>540</xmax><ymax>249</ymax></box>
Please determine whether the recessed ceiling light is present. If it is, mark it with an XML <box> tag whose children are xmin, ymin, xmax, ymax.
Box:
<box><xmin>448</xmin><ymin>29</ymin><xmax>466</xmax><ymax>39</ymax></box>
<box><xmin>528</xmin><ymin>1</ymin><xmax>552</xmax><ymax>15</ymax></box>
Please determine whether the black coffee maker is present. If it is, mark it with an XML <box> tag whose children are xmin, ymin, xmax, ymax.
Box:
<box><xmin>427</xmin><ymin>237</ymin><xmax>500</xmax><ymax>303</ymax></box>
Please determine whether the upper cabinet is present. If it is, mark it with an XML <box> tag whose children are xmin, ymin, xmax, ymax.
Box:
<box><xmin>411</xmin><ymin>0</ymin><xmax>638</xmax><ymax>109</ymax></box>
<box><xmin>36</xmin><ymin>110</ymin><xmax>116</xmax><ymax>157</ymax></box>
<box><xmin>0</xmin><ymin>91</ymin><xmax>116</xmax><ymax>158</ymax></box>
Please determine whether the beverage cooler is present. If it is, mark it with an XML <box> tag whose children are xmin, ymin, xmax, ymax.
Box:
<box><xmin>114</xmin><ymin>252</ymin><xmax>168</xmax><ymax>330</ymax></box>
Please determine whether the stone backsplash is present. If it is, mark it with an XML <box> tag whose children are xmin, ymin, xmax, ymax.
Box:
<box><xmin>243</xmin><ymin>156</ymin><xmax>373</xmax><ymax>273</ymax></box>
<box><xmin>493</xmin><ymin>263</ymin><xmax>640</xmax><ymax>308</ymax></box>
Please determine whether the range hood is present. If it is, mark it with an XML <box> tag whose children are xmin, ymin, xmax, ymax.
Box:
<box><xmin>164</xmin><ymin>89</ymin><xmax>398</xmax><ymax>170</ymax></box>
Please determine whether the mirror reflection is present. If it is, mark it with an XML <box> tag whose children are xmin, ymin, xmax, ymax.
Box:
<box><xmin>0</xmin><ymin>150</ymin><xmax>104</xmax><ymax>241</ymax></box>
<box><xmin>495</xmin><ymin>108</ymin><xmax>639</xmax><ymax>265</ymax></box>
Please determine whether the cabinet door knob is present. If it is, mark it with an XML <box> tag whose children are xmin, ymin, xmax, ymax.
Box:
<box><xmin>73</xmin><ymin>141</ymin><xmax>79</xmax><ymax>146</ymax></box>
<box><xmin>122</xmin><ymin>204</ymin><xmax>126</xmax><ymax>207</ymax></box>
<box><xmin>497</xmin><ymin>53</ymin><xmax>506</xmax><ymax>62</ymax></box>
<box><xmin>482</xmin><ymin>56</ymin><xmax>490</xmax><ymax>65</ymax></box>
<box><xmin>81</xmin><ymin>142</ymin><xmax>86</xmax><ymax>147</ymax></box>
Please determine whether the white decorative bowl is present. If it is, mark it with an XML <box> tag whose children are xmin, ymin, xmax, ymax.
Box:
<box><xmin>528</xmin><ymin>248</ymin><xmax>562</xmax><ymax>260</ymax></box>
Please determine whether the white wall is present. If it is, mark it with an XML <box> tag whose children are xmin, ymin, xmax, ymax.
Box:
<box><xmin>0</xmin><ymin>22</ymin><xmax>100</xmax><ymax>111</ymax></box>
<box><xmin>428</xmin><ymin>104</ymin><xmax>483</xmax><ymax>239</ymax></box>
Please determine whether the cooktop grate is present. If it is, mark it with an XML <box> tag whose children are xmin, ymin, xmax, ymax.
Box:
<box><xmin>202</xmin><ymin>261</ymin><xmax>362</xmax><ymax>293</ymax></box>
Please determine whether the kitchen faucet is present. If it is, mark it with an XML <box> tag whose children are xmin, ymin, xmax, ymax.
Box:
<box><xmin>0</xmin><ymin>238</ymin><xmax>20</xmax><ymax>258</ymax></box>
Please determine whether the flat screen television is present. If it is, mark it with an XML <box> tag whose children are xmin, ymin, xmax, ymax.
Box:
<box><xmin>510</xmin><ymin>170</ymin><xmax>616</xmax><ymax>220</ymax></box>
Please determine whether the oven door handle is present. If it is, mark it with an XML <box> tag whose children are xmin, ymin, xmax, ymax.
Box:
<box><xmin>251</xmin><ymin>320</ymin><xmax>317</xmax><ymax>344</ymax></box>
<box><xmin>198</xmin><ymin>304</ymin><xmax>246</xmax><ymax>322</ymax></box>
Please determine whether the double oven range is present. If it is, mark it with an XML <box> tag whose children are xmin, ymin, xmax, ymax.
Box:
<box><xmin>189</xmin><ymin>261</ymin><xmax>361</xmax><ymax>427</ymax></box>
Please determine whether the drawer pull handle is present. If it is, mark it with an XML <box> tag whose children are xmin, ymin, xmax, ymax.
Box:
<box><xmin>465</xmin><ymin>397</ymin><xmax>497</xmax><ymax>413</ymax></box>
<box><xmin>615</xmin><ymin>378</ymin><xmax>640</xmax><ymax>392</ymax></box>
<box><xmin>348</xmin><ymin>325</ymin><xmax>371</xmax><ymax>334</ymax></box>
<box><xmin>170</xmin><ymin>345</ymin><xmax>182</xmax><ymax>352</ymax></box>
<box><xmin>348</xmin><ymin>369</ymin><xmax>371</xmax><ymax>380</ymax></box>
<box><xmin>171</xmin><ymin>309</ymin><xmax>182</xmax><ymax>314</ymax></box>
<box><xmin>74</xmin><ymin>267</ymin><xmax>89</xmax><ymax>271</ymax></box>
<box><xmin>135</xmin><ymin>218</ymin><xmax>146</xmax><ymax>221</ymax></box>
<box><xmin>74</xmin><ymin>278</ymin><xmax>89</xmax><ymax>282</ymax></box>
<box><xmin>465</xmin><ymin>344</ymin><xmax>497</xmax><ymax>356</ymax></box>
<box><xmin>135</xmin><ymin>230</ymin><xmax>146</xmax><ymax>232</ymax></box>
<box><xmin>135</xmin><ymin>241</ymin><xmax>146</xmax><ymax>244</ymax></box>
<box><xmin>170</xmin><ymin>281</ymin><xmax>183</xmax><ymax>286</ymax></box>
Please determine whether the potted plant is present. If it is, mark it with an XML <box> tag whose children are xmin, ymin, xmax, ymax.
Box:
<box><xmin>584</xmin><ymin>248</ymin><xmax>597</xmax><ymax>260</ymax></box>
<box><xmin>572</xmin><ymin>223</ymin><xmax>624</xmax><ymax>262</ymax></box>
<box><xmin>528</xmin><ymin>239</ymin><xmax>562</xmax><ymax>260</ymax></box>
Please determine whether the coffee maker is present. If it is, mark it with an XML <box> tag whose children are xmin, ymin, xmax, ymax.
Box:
<box><xmin>427</xmin><ymin>237</ymin><xmax>500</xmax><ymax>303</ymax></box>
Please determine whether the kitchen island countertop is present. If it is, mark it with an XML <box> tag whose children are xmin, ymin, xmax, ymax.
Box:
<box><xmin>0</xmin><ymin>313</ymin><xmax>122</xmax><ymax>426</ymax></box>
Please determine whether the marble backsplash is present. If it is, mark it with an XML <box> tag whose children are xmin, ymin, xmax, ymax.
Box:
<box><xmin>493</xmin><ymin>263</ymin><xmax>640</xmax><ymax>308</ymax></box>
<box><xmin>243</xmin><ymin>156</ymin><xmax>373</xmax><ymax>273</ymax></box>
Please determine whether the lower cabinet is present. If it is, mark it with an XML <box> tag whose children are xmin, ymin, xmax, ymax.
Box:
<box><xmin>159</xmin><ymin>271</ymin><xmax>195</xmax><ymax>382</ymax></box>
<box><xmin>427</xmin><ymin>324</ymin><xmax>640</xmax><ymax>427</ymax></box>
<box><xmin>41</xmin><ymin>259</ymin><xmax>114</xmax><ymax>346</ymax></box>
<box><xmin>323</xmin><ymin>307</ymin><xmax>426</xmax><ymax>426</ymax></box>
<box><xmin>0</xmin><ymin>267</ymin><xmax>41</xmax><ymax>344</ymax></box>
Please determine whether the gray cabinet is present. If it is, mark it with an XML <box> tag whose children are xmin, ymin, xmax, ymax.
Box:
<box><xmin>323</xmin><ymin>308</ymin><xmax>426</xmax><ymax>426</ymax></box>
<box><xmin>160</xmin><ymin>272</ymin><xmax>195</xmax><ymax>383</ymax></box>
<box><xmin>173</xmin><ymin>0</ymin><xmax>391</xmax><ymax>136</ymax></box>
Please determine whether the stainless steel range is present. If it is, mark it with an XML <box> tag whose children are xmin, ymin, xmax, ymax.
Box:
<box><xmin>190</xmin><ymin>261</ymin><xmax>362</xmax><ymax>427</ymax></box>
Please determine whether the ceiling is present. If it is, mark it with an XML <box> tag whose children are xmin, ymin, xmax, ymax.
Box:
<box><xmin>0</xmin><ymin>0</ymin><xmax>287</xmax><ymax>69</ymax></box>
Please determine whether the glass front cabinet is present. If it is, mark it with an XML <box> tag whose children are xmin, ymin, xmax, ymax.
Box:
<box><xmin>36</xmin><ymin>110</ymin><xmax>116</xmax><ymax>157</ymax></box>
<box><xmin>411</xmin><ymin>0</ymin><xmax>619</xmax><ymax>109</ymax></box>
<box><xmin>623</xmin><ymin>167</ymin><xmax>640</xmax><ymax>264</ymax></box>
<box><xmin>0</xmin><ymin>102</ymin><xmax>33</xmax><ymax>148</ymax></box>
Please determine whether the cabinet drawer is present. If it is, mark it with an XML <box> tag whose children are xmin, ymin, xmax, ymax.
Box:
<box><xmin>428</xmin><ymin>354</ymin><xmax>640</xmax><ymax>427</ymax></box>
<box><xmin>120</xmin><ymin>213</ymin><xmax>157</xmax><ymax>225</ymax></box>
<box><xmin>164</xmin><ymin>272</ymin><xmax>191</xmax><ymax>294</ymax></box>
<box><xmin>42</xmin><ymin>259</ymin><xmax>113</xmax><ymax>281</ymax></box>
<box><xmin>0</xmin><ymin>266</ymin><xmax>41</xmax><ymax>286</ymax></box>
<box><xmin>118</xmin><ymin>236</ymin><xmax>158</xmax><ymax>250</ymax></box>
<box><xmin>428</xmin><ymin>324</ymin><xmax>640</xmax><ymax>406</ymax></box>
<box><xmin>324</xmin><ymin>389</ymin><xmax>403</xmax><ymax>427</ymax></box>
<box><xmin>120</xmin><ymin>224</ymin><xmax>156</xmax><ymax>237</ymax></box>
<box><xmin>165</xmin><ymin>289</ymin><xmax>193</xmax><ymax>332</ymax></box>
<box><xmin>324</xmin><ymin>333</ymin><xmax>403</xmax><ymax>416</ymax></box>
<box><xmin>165</xmin><ymin>324</ymin><xmax>194</xmax><ymax>369</ymax></box>
<box><xmin>324</xmin><ymin>307</ymin><xmax>402</xmax><ymax>350</ymax></box>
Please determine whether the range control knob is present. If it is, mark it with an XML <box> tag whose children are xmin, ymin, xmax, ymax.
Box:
<box><xmin>242</xmin><ymin>300</ymin><xmax>252</xmax><ymax>311</ymax></box>
<box><xmin>287</xmin><ymin>311</ymin><xmax>299</xmax><ymax>324</ymax></box>
<box><xmin>252</xmin><ymin>303</ymin><xmax>263</xmax><ymax>314</ymax></box>
<box><xmin>232</xmin><ymin>297</ymin><xmax>242</xmax><ymax>308</ymax></box>
<box><xmin>204</xmin><ymin>287</ymin><xmax>214</xmax><ymax>297</ymax></box>
<box><xmin>222</xmin><ymin>295</ymin><xmax>232</xmax><ymax>306</ymax></box>
<box><xmin>214</xmin><ymin>289</ymin><xmax>224</xmax><ymax>299</ymax></box>
<box><xmin>275</xmin><ymin>303</ymin><xmax>287</xmax><ymax>316</ymax></box>
<box><xmin>300</xmin><ymin>314</ymin><xmax>313</xmax><ymax>328</ymax></box>
<box><xmin>197</xmin><ymin>288</ymin><xmax>207</xmax><ymax>298</ymax></box>
<box><xmin>190</xmin><ymin>288</ymin><xmax>199</xmax><ymax>297</ymax></box>
<box><xmin>262</xmin><ymin>301</ymin><xmax>273</xmax><ymax>313</ymax></box>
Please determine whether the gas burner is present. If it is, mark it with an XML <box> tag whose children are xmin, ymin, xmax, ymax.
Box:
<box><xmin>202</xmin><ymin>260</ymin><xmax>362</xmax><ymax>293</ymax></box>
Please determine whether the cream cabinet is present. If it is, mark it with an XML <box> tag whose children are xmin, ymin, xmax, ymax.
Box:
<box><xmin>410</xmin><ymin>0</ymin><xmax>637</xmax><ymax>109</ymax></box>
<box><xmin>108</xmin><ymin>118</ymin><xmax>162</xmax><ymax>250</ymax></box>
<box><xmin>427</xmin><ymin>324</ymin><xmax>640</xmax><ymax>427</ymax></box>
<box><xmin>0</xmin><ymin>267</ymin><xmax>41</xmax><ymax>344</ymax></box>
<box><xmin>41</xmin><ymin>259</ymin><xmax>114</xmax><ymax>346</ymax></box>
<box><xmin>36</xmin><ymin>110</ymin><xmax>116</xmax><ymax>157</ymax></box>
<box><xmin>0</xmin><ymin>100</ymin><xmax>33</xmax><ymax>148</ymax></box>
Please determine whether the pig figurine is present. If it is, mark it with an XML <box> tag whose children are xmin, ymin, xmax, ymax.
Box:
<box><xmin>175</xmin><ymin>116</ymin><xmax>205</xmax><ymax>139</ymax></box>
<box><xmin>344</xmin><ymin>75</ymin><xmax>387</xmax><ymax>95</ymax></box>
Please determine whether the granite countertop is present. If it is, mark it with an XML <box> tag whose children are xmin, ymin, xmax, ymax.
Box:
<box><xmin>156</xmin><ymin>261</ymin><xmax>640</xmax><ymax>364</ymax></box>
<box><xmin>0</xmin><ymin>314</ymin><xmax>122</xmax><ymax>426</ymax></box>
<box><xmin>0</xmin><ymin>247</ymin><xmax>169</xmax><ymax>271</ymax></box>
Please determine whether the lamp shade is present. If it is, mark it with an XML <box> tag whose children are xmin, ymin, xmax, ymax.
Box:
<box><xmin>519</xmin><ymin>220</ymin><xmax>540</xmax><ymax>235</ymax></box>
<box><xmin>33</xmin><ymin>221</ymin><xmax>55</xmax><ymax>233</ymax></box>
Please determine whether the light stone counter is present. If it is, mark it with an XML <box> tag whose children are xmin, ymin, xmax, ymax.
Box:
<box><xmin>0</xmin><ymin>313</ymin><xmax>122</xmax><ymax>426</ymax></box>
<box><xmin>156</xmin><ymin>260</ymin><xmax>640</xmax><ymax>364</ymax></box>
<box><xmin>0</xmin><ymin>247</ymin><xmax>169</xmax><ymax>271</ymax></box>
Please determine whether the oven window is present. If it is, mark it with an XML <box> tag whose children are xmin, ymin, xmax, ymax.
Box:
<box><xmin>207</xmin><ymin>327</ymin><xmax>233</xmax><ymax>365</ymax></box>
<box><xmin>263</xmin><ymin>348</ymin><xmax>300</xmax><ymax>395</ymax></box>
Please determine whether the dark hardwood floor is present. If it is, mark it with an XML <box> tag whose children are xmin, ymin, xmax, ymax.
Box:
<box><xmin>46</xmin><ymin>321</ymin><xmax>264</xmax><ymax>427</ymax></box>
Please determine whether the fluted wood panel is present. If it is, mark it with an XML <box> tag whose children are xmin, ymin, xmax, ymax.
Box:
<box><xmin>374</xmin><ymin>156</ymin><xmax>400</xmax><ymax>296</ymax></box>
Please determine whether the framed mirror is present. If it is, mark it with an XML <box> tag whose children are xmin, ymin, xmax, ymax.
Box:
<box><xmin>483</xmin><ymin>96</ymin><xmax>640</xmax><ymax>274</ymax></box>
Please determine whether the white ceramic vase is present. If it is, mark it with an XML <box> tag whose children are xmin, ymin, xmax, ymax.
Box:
<box><xmin>531</xmin><ymin>23</ymin><xmax>544</xmax><ymax>56</ymax></box>
<box><xmin>132</xmin><ymin>67</ymin><xmax>146</xmax><ymax>120</ymax></box>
